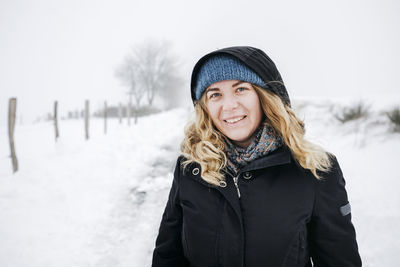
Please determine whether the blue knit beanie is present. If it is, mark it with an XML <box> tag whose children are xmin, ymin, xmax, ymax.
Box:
<box><xmin>194</xmin><ymin>55</ymin><xmax>266</xmax><ymax>100</ymax></box>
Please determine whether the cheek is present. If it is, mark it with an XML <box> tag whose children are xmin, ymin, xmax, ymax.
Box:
<box><xmin>247</xmin><ymin>96</ymin><xmax>263</xmax><ymax>119</ymax></box>
<box><xmin>254</xmin><ymin>103</ymin><xmax>263</xmax><ymax>120</ymax></box>
<box><xmin>206</xmin><ymin>104</ymin><xmax>220</xmax><ymax>125</ymax></box>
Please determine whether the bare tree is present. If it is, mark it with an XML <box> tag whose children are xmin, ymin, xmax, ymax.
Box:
<box><xmin>115</xmin><ymin>55</ymin><xmax>146</xmax><ymax>124</ymax></box>
<box><xmin>131</xmin><ymin>40</ymin><xmax>183</xmax><ymax>106</ymax></box>
<box><xmin>116</xmin><ymin>39</ymin><xmax>184</xmax><ymax>120</ymax></box>
<box><xmin>135</xmin><ymin>41</ymin><xmax>173</xmax><ymax>105</ymax></box>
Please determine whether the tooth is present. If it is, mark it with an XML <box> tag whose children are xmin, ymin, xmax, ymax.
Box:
<box><xmin>226</xmin><ymin>116</ymin><xmax>244</xmax><ymax>123</ymax></box>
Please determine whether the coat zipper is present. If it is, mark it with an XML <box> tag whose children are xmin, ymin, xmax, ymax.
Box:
<box><xmin>233</xmin><ymin>175</ymin><xmax>241</xmax><ymax>198</ymax></box>
<box><xmin>222</xmin><ymin>169</ymin><xmax>241</xmax><ymax>199</ymax></box>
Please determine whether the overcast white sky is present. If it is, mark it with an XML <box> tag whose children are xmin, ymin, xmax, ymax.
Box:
<box><xmin>1</xmin><ymin>0</ymin><xmax>399</xmax><ymax>124</ymax></box>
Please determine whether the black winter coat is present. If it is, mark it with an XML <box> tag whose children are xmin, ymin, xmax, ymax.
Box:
<box><xmin>151</xmin><ymin>145</ymin><xmax>362</xmax><ymax>267</ymax></box>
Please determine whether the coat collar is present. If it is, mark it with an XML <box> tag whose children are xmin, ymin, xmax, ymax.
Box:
<box><xmin>238</xmin><ymin>145</ymin><xmax>292</xmax><ymax>174</ymax></box>
<box><xmin>184</xmin><ymin>145</ymin><xmax>293</xmax><ymax>187</ymax></box>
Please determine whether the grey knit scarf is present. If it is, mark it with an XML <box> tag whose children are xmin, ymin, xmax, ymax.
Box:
<box><xmin>223</xmin><ymin>122</ymin><xmax>284</xmax><ymax>175</ymax></box>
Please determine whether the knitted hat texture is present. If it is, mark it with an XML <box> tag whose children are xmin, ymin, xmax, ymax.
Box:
<box><xmin>194</xmin><ymin>55</ymin><xmax>266</xmax><ymax>100</ymax></box>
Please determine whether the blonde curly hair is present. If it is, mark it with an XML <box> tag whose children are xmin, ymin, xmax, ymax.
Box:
<box><xmin>181</xmin><ymin>83</ymin><xmax>333</xmax><ymax>186</ymax></box>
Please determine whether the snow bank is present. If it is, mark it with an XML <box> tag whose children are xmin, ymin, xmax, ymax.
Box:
<box><xmin>0</xmin><ymin>102</ymin><xmax>399</xmax><ymax>266</ymax></box>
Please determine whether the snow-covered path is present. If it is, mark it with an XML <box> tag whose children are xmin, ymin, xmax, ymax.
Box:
<box><xmin>0</xmin><ymin>108</ymin><xmax>187</xmax><ymax>267</ymax></box>
<box><xmin>0</xmin><ymin>103</ymin><xmax>399</xmax><ymax>266</ymax></box>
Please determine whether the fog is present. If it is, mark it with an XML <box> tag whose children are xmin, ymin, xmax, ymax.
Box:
<box><xmin>1</xmin><ymin>0</ymin><xmax>399</xmax><ymax>124</ymax></box>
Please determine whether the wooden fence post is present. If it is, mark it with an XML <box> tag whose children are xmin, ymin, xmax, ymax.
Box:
<box><xmin>118</xmin><ymin>102</ymin><xmax>122</xmax><ymax>124</ymax></box>
<box><xmin>8</xmin><ymin>98</ymin><xmax>18</xmax><ymax>173</ymax></box>
<box><xmin>128</xmin><ymin>94</ymin><xmax>132</xmax><ymax>126</ymax></box>
<box><xmin>104</xmin><ymin>101</ymin><xmax>107</xmax><ymax>134</ymax></box>
<box><xmin>54</xmin><ymin>101</ymin><xmax>59</xmax><ymax>141</ymax></box>
<box><xmin>85</xmin><ymin>100</ymin><xmax>89</xmax><ymax>140</ymax></box>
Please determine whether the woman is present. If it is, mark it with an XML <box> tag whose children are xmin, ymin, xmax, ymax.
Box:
<box><xmin>151</xmin><ymin>46</ymin><xmax>362</xmax><ymax>267</ymax></box>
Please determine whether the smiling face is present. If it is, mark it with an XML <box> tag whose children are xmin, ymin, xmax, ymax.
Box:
<box><xmin>204</xmin><ymin>80</ymin><xmax>263</xmax><ymax>148</ymax></box>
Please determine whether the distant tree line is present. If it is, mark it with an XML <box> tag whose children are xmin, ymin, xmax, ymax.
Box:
<box><xmin>36</xmin><ymin>105</ymin><xmax>161</xmax><ymax>122</ymax></box>
<box><xmin>92</xmin><ymin>105</ymin><xmax>161</xmax><ymax>118</ymax></box>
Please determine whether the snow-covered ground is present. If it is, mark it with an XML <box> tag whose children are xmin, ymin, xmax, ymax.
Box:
<box><xmin>0</xmin><ymin>100</ymin><xmax>399</xmax><ymax>267</ymax></box>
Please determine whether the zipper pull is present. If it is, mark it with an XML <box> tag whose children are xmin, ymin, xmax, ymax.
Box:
<box><xmin>233</xmin><ymin>176</ymin><xmax>241</xmax><ymax>198</ymax></box>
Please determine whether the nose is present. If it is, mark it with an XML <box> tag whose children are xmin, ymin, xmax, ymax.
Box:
<box><xmin>221</xmin><ymin>94</ymin><xmax>239</xmax><ymax>111</ymax></box>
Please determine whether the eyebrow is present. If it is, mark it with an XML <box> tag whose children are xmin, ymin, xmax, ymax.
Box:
<box><xmin>205</xmin><ymin>87</ymin><xmax>219</xmax><ymax>93</ymax></box>
<box><xmin>232</xmin><ymin>81</ymin><xmax>246</xmax><ymax>87</ymax></box>
<box><xmin>205</xmin><ymin>81</ymin><xmax>246</xmax><ymax>93</ymax></box>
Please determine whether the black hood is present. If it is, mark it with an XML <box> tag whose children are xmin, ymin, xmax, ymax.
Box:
<box><xmin>190</xmin><ymin>46</ymin><xmax>291</xmax><ymax>107</ymax></box>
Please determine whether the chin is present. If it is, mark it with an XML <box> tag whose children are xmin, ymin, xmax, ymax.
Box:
<box><xmin>225</xmin><ymin>132</ymin><xmax>251</xmax><ymax>143</ymax></box>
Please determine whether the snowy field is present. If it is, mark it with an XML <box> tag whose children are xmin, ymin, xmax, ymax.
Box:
<box><xmin>0</xmin><ymin>99</ymin><xmax>399</xmax><ymax>267</ymax></box>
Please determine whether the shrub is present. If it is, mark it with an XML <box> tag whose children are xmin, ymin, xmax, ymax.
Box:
<box><xmin>386</xmin><ymin>107</ymin><xmax>400</xmax><ymax>132</ymax></box>
<box><xmin>333</xmin><ymin>101</ymin><xmax>371</xmax><ymax>123</ymax></box>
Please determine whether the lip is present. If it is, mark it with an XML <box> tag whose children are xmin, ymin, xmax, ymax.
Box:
<box><xmin>223</xmin><ymin>115</ymin><xmax>247</xmax><ymax>125</ymax></box>
<box><xmin>222</xmin><ymin>115</ymin><xmax>247</xmax><ymax>121</ymax></box>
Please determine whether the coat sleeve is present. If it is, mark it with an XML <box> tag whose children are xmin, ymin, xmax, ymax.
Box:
<box><xmin>151</xmin><ymin>157</ymin><xmax>189</xmax><ymax>267</ymax></box>
<box><xmin>309</xmin><ymin>155</ymin><xmax>362</xmax><ymax>267</ymax></box>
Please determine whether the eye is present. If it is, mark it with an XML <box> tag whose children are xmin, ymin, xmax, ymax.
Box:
<box><xmin>236</xmin><ymin>87</ymin><xmax>248</xmax><ymax>93</ymax></box>
<box><xmin>208</xmin><ymin>92</ymin><xmax>221</xmax><ymax>99</ymax></box>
